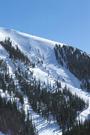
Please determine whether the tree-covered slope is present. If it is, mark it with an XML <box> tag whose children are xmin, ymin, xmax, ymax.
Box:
<box><xmin>54</xmin><ymin>44</ymin><xmax>90</xmax><ymax>91</ymax></box>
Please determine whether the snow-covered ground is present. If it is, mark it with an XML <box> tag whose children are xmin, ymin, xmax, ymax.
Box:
<box><xmin>0</xmin><ymin>27</ymin><xmax>90</xmax><ymax>135</ymax></box>
<box><xmin>24</xmin><ymin>97</ymin><xmax>62</xmax><ymax>135</ymax></box>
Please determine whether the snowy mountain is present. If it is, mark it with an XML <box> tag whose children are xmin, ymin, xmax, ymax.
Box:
<box><xmin>0</xmin><ymin>27</ymin><xmax>90</xmax><ymax>135</ymax></box>
<box><xmin>0</xmin><ymin>28</ymin><xmax>80</xmax><ymax>87</ymax></box>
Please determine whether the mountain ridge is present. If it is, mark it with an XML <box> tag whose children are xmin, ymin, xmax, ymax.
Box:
<box><xmin>0</xmin><ymin>27</ymin><xmax>63</xmax><ymax>47</ymax></box>
<box><xmin>0</xmin><ymin>27</ymin><xmax>90</xmax><ymax>135</ymax></box>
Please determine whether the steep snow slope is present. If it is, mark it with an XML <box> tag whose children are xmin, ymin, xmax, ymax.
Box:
<box><xmin>0</xmin><ymin>27</ymin><xmax>90</xmax><ymax>134</ymax></box>
<box><xmin>0</xmin><ymin>27</ymin><xmax>80</xmax><ymax>88</ymax></box>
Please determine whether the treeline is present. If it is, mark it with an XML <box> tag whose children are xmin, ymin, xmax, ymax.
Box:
<box><xmin>54</xmin><ymin>44</ymin><xmax>90</xmax><ymax>91</ymax></box>
<box><xmin>0</xmin><ymin>60</ymin><xmax>22</xmax><ymax>100</ymax></box>
<box><xmin>15</xmin><ymin>67</ymin><xmax>86</xmax><ymax>132</ymax></box>
<box><xmin>0</xmin><ymin>66</ymin><xmax>24</xmax><ymax>104</ymax></box>
<box><xmin>0</xmin><ymin>59</ymin><xmax>7</xmax><ymax>72</ymax></box>
<box><xmin>63</xmin><ymin>120</ymin><xmax>90</xmax><ymax>135</ymax></box>
<box><xmin>0</xmin><ymin>38</ymin><xmax>30</xmax><ymax>64</ymax></box>
<box><xmin>0</xmin><ymin>60</ymin><xmax>10</xmax><ymax>91</ymax></box>
<box><xmin>0</xmin><ymin>96</ymin><xmax>37</xmax><ymax>135</ymax></box>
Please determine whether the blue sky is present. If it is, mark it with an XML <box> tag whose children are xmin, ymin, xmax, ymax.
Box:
<box><xmin>0</xmin><ymin>0</ymin><xmax>89</xmax><ymax>53</ymax></box>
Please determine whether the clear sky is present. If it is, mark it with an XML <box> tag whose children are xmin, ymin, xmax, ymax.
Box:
<box><xmin>0</xmin><ymin>0</ymin><xmax>90</xmax><ymax>53</ymax></box>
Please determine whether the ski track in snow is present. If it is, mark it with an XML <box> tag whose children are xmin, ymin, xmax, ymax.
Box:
<box><xmin>0</xmin><ymin>27</ymin><xmax>90</xmax><ymax>135</ymax></box>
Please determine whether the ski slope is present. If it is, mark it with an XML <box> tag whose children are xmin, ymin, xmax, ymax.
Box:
<box><xmin>0</xmin><ymin>27</ymin><xmax>90</xmax><ymax>135</ymax></box>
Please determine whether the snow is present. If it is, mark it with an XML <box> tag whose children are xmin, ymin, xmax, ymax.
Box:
<box><xmin>0</xmin><ymin>88</ymin><xmax>62</xmax><ymax>135</ymax></box>
<box><xmin>0</xmin><ymin>27</ymin><xmax>80</xmax><ymax>89</ymax></box>
<box><xmin>60</xmin><ymin>81</ymin><xmax>90</xmax><ymax>123</ymax></box>
<box><xmin>24</xmin><ymin>97</ymin><xmax>62</xmax><ymax>135</ymax></box>
<box><xmin>0</xmin><ymin>27</ymin><xmax>90</xmax><ymax>134</ymax></box>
